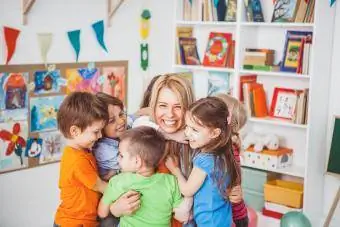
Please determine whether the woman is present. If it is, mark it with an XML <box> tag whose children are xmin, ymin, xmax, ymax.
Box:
<box><xmin>110</xmin><ymin>74</ymin><xmax>243</xmax><ymax>226</ymax></box>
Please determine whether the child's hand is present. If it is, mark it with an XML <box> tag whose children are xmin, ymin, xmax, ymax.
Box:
<box><xmin>136</xmin><ymin>107</ymin><xmax>151</xmax><ymax>116</ymax></box>
<box><xmin>165</xmin><ymin>156</ymin><xmax>180</xmax><ymax>174</ymax></box>
<box><xmin>110</xmin><ymin>191</ymin><xmax>141</xmax><ymax>217</ymax></box>
<box><xmin>160</xmin><ymin>128</ymin><xmax>188</xmax><ymax>144</ymax></box>
<box><xmin>227</xmin><ymin>185</ymin><xmax>243</xmax><ymax>203</ymax></box>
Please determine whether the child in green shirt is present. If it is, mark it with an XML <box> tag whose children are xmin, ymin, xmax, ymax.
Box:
<box><xmin>97</xmin><ymin>126</ymin><xmax>192</xmax><ymax>227</ymax></box>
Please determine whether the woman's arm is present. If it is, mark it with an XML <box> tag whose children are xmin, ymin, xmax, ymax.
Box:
<box><xmin>109</xmin><ymin>191</ymin><xmax>141</xmax><ymax>217</ymax></box>
<box><xmin>166</xmin><ymin>157</ymin><xmax>206</xmax><ymax>197</ymax></box>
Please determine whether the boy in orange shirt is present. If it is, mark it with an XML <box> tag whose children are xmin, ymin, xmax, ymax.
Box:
<box><xmin>54</xmin><ymin>92</ymin><xmax>109</xmax><ymax>227</ymax></box>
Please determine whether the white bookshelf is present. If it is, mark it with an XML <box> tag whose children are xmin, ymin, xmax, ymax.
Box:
<box><xmin>241</xmin><ymin>163</ymin><xmax>305</xmax><ymax>178</ymax></box>
<box><xmin>173</xmin><ymin>0</ymin><xmax>335</xmax><ymax>225</ymax></box>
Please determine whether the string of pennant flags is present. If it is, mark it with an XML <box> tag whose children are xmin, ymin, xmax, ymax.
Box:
<box><xmin>2</xmin><ymin>20</ymin><xmax>108</xmax><ymax>65</ymax></box>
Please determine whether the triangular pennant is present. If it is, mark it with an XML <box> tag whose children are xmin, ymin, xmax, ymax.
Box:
<box><xmin>67</xmin><ymin>30</ymin><xmax>81</xmax><ymax>62</ymax></box>
<box><xmin>37</xmin><ymin>33</ymin><xmax>53</xmax><ymax>66</ymax></box>
<box><xmin>330</xmin><ymin>0</ymin><xmax>336</xmax><ymax>6</ymax></box>
<box><xmin>92</xmin><ymin>20</ymin><xmax>108</xmax><ymax>52</ymax></box>
<box><xmin>4</xmin><ymin>26</ymin><xmax>21</xmax><ymax>64</ymax></box>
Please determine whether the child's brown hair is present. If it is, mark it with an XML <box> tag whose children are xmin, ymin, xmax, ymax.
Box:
<box><xmin>96</xmin><ymin>92</ymin><xmax>124</xmax><ymax>110</ymax></box>
<box><xmin>188</xmin><ymin>97</ymin><xmax>240</xmax><ymax>194</ymax></box>
<box><xmin>57</xmin><ymin>92</ymin><xmax>108</xmax><ymax>139</ymax></box>
<box><xmin>120</xmin><ymin>126</ymin><xmax>166</xmax><ymax>169</ymax></box>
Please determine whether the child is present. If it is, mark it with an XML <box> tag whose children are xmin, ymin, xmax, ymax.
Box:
<box><xmin>216</xmin><ymin>93</ymin><xmax>248</xmax><ymax>227</ymax></box>
<box><xmin>93</xmin><ymin>92</ymin><xmax>126</xmax><ymax>182</ymax></box>
<box><xmin>165</xmin><ymin>96</ymin><xmax>240</xmax><ymax>227</ymax></box>
<box><xmin>54</xmin><ymin>91</ymin><xmax>108</xmax><ymax>227</ymax></box>
<box><xmin>98</xmin><ymin>126</ymin><xmax>192</xmax><ymax>227</ymax></box>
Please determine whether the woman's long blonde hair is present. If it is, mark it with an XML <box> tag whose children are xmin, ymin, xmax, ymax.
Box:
<box><xmin>148</xmin><ymin>73</ymin><xmax>195</xmax><ymax>176</ymax></box>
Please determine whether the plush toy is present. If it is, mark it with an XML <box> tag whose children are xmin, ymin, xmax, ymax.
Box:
<box><xmin>242</xmin><ymin>132</ymin><xmax>279</xmax><ymax>152</ymax></box>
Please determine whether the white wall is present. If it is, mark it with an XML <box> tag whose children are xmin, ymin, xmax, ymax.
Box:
<box><xmin>323</xmin><ymin>2</ymin><xmax>340</xmax><ymax>227</ymax></box>
<box><xmin>0</xmin><ymin>0</ymin><xmax>175</xmax><ymax>226</ymax></box>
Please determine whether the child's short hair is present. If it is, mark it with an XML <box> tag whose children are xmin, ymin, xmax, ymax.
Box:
<box><xmin>57</xmin><ymin>92</ymin><xmax>109</xmax><ymax>138</ymax></box>
<box><xmin>120</xmin><ymin>126</ymin><xmax>166</xmax><ymax>168</ymax></box>
<box><xmin>96</xmin><ymin>92</ymin><xmax>124</xmax><ymax>110</ymax></box>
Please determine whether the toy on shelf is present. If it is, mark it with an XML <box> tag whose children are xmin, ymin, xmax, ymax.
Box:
<box><xmin>242</xmin><ymin>132</ymin><xmax>279</xmax><ymax>152</ymax></box>
<box><xmin>241</xmin><ymin>132</ymin><xmax>293</xmax><ymax>170</ymax></box>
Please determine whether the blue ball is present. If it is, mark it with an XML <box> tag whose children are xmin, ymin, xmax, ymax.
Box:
<box><xmin>280</xmin><ymin>211</ymin><xmax>312</xmax><ymax>227</ymax></box>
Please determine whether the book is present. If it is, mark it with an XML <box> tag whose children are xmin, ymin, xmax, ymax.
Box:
<box><xmin>251</xmin><ymin>0</ymin><xmax>265</xmax><ymax>22</ymax></box>
<box><xmin>251</xmin><ymin>83</ymin><xmax>268</xmax><ymax>117</ymax></box>
<box><xmin>176</xmin><ymin>27</ymin><xmax>193</xmax><ymax>64</ymax></box>
<box><xmin>179</xmin><ymin>37</ymin><xmax>201</xmax><ymax>65</ymax></box>
<box><xmin>280</xmin><ymin>30</ymin><xmax>313</xmax><ymax>72</ymax></box>
<box><xmin>294</xmin><ymin>0</ymin><xmax>308</xmax><ymax>22</ymax></box>
<box><xmin>271</xmin><ymin>0</ymin><xmax>300</xmax><ymax>22</ymax></box>
<box><xmin>203</xmin><ymin>32</ymin><xmax>232</xmax><ymax>67</ymax></box>
<box><xmin>239</xmin><ymin>74</ymin><xmax>257</xmax><ymax>102</ymax></box>
<box><xmin>207</xmin><ymin>72</ymin><xmax>230</xmax><ymax>96</ymax></box>
<box><xmin>225</xmin><ymin>0</ymin><xmax>237</xmax><ymax>22</ymax></box>
<box><xmin>244</xmin><ymin>0</ymin><xmax>253</xmax><ymax>22</ymax></box>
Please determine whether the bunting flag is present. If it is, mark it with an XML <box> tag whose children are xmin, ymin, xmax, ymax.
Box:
<box><xmin>4</xmin><ymin>26</ymin><xmax>21</xmax><ymax>64</ymax></box>
<box><xmin>67</xmin><ymin>30</ymin><xmax>81</xmax><ymax>62</ymax></box>
<box><xmin>92</xmin><ymin>20</ymin><xmax>108</xmax><ymax>52</ymax></box>
<box><xmin>330</xmin><ymin>0</ymin><xmax>336</xmax><ymax>6</ymax></box>
<box><xmin>37</xmin><ymin>33</ymin><xmax>53</xmax><ymax>66</ymax></box>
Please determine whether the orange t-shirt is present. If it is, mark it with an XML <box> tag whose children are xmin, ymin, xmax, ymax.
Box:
<box><xmin>55</xmin><ymin>146</ymin><xmax>100</xmax><ymax>227</ymax></box>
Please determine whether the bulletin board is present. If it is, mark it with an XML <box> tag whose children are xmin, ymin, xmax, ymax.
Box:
<box><xmin>0</xmin><ymin>60</ymin><xmax>128</xmax><ymax>174</ymax></box>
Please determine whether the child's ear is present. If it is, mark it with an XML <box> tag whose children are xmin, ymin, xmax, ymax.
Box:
<box><xmin>210</xmin><ymin>128</ymin><xmax>221</xmax><ymax>139</ymax></box>
<box><xmin>135</xmin><ymin>155</ymin><xmax>143</xmax><ymax>169</ymax></box>
<box><xmin>70</xmin><ymin>125</ymin><xmax>81</xmax><ymax>137</ymax></box>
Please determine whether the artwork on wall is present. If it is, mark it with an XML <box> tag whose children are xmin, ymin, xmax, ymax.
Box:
<box><xmin>0</xmin><ymin>121</ymin><xmax>28</xmax><ymax>172</ymax></box>
<box><xmin>0</xmin><ymin>60</ymin><xmax>128</xmax><ymax>174</ymax></box>
<box><xmin>30</xmin><ymin>95</ymin><xmax>65</xmax><ymax>133</ymax></box>
<box><xmin>102</xmin><ymin>66</ymin><xmax>127</xmax><ymax>105</ymax></box>
<box><xmin>33</xmin><ymin>70</ymin><xmax>62</xmax><ymax>94</ymax></box>
<box><xmin>65</xmin><ymin>67</ymin><xmax>101</xmax><ymax>94</ymax></box>
<box><xmin>0</xmin><ymin>72</ymin><xmax>29</xmax><ymax>122</ymax></box>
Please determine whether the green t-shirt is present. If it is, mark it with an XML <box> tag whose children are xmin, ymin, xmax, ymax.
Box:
<box><xmin>102</xmin><ymin>172</ymin><xmax>183</xmax><ymax>227</ymax></box>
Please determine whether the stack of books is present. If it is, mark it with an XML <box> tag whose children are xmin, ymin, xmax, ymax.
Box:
<box><xmin>243</xmin><ymin>48</ymin><xmax>275</xmax><ymax>71</ymax></box>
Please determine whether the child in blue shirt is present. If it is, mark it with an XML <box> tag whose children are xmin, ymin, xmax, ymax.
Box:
<box><xmin>166</xmin><ymin>97</ymin><xmax>241</xmax><ymax>227</ymax></box>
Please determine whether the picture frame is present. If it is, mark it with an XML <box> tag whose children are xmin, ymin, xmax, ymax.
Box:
<box><xmin>269</xmin><ymin>87</ymin><xmax>300</xmax><ymax>120</ymax></box>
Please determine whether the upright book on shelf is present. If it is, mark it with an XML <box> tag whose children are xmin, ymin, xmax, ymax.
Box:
<box><xmin>271</xmin><ymin>0</ymin><xmax>300</xmax><ymax>22</ymax></box>
<box><xmin>202</xmin><ymin>32</ymin><xmax>232</xmax><ymax>67</ymax></box>
<box><xmin>179</xmin><ymin>37</ymin><xmax>201</xmax><ymax>65</ymax></box>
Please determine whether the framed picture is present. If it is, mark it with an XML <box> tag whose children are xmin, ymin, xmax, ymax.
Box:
<box><xmin>269</xmin><ymin>87</ymin><xmax>300</xmax><ymax>120</ymax></box>
<box><xmin>281</xmin><ymin>38</ymin><xmax>303</xmax><ymax>72</ymax></box>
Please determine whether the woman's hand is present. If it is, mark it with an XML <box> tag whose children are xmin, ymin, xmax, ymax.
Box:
<box><xmin>109</xmin><ymin>191</ymin><xmax>141</xmax><ymax>217</ymax></box>
<box><xmin>227</xmin><ymin>185</ymin><xmax>243</xmax><ymax>204</ymax></box>
<box><xmin>165</xmin><ymin>156</ymin><xmax>180</xmax><ymax>174</ymax></box>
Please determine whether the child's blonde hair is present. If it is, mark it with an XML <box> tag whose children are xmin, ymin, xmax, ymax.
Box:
<box><xmin>216</xmin><ymin>94</ymin><xmax>247</xmax><ymax>133</ymax></box>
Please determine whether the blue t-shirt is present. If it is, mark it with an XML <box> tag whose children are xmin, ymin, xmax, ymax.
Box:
<box><xmin>92</xmin><ymin>137</ymin><xmax>120</xmax><ymax>178</ymax></box>
<box><xmin>193</xmin><ymin>153</ymin><xmax>232</xmax><ymax>227</ymax></box>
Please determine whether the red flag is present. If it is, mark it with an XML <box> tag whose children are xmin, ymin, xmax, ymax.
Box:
<box><xmin>4</xmin><ymin>26</ymin><xmax>20</xmax><ymax>64</ymax></box>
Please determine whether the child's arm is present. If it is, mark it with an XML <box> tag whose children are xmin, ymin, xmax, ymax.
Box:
<box><xmin>92</xmin><ymin>177</ymin><xmax>108</xmax><ymax>193</ymax></box>
<box><xmin>173</xmin><ymin>196</ymin><xmax>193</xmax><ymax>223</ymax></box>
<box><xmin>166</xmin><ymin>157</ymin><xmax>206</xmax><ymax>197</ymax></box>
<box><xmin>228</xmin><ymin>185</ymin><xmax>243</xmax><ymax>203</ymax></box>
<box><xmin>98</xmin><ymin>196</ymin><xmax>111</xmax><ymax>218</ymax></box>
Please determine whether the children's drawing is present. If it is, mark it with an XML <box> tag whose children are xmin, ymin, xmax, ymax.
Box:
<box><xmin>25</xmin><ymin>138</ymin><xmax>43</xmax><ymax>158</ymax></box>
<box><xmin>0</xmin><ymin>121</ymin><xmax>28</xmax><ymax>172</ymax></box>
<box><xmin>207</xmin><ymin>72</ymin><xmax>230</xmax><ymax>96</ymax></box>
<box><xmin>0</xmin><ymin>72</ymin><xmax>29</xmax><ymax>122</ymax></box>
<box><xmin>39</xmin><ymin>131</ymin><xmax>65</xmax><ymax>163</ymax></box>
<box><xmin>33</xmin><ymin>70</ymin><xmax>62</xmax><ymax>94</ymax></box>
<box><xmin>65</xmin><ymin>67</ymin><xmax>101</xmax><ymax>94</ymax></box>
<box><xmin>102</xmin><ymin>66</ymin><xmax>127</xmax><ymax>104</ymax></box>
<box><xmin>30</xmin><ymin>95</ymin><xmax>65</xmax><ymax>133</ymax></box>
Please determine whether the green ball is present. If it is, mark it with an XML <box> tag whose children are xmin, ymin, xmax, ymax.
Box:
<box><xmin>280</xmin><ymin>211</ymin><xmax>312</xmax><ymax>227</ymax></box>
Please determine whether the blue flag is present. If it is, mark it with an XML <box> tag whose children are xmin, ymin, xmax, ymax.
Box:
<box><xmin>92</xmin><ymin>20</ymin><xmax>108</xmax><ymax>52</ymax></box>
<box><xmin>330</xmin><ymin>0</ymin><xmax>336</xmax><ymax>6</ymax></box>
<box><xmin>67</xmin><ymin>30</ymin><xmax>81</xmax><ymax>62</ymax></box>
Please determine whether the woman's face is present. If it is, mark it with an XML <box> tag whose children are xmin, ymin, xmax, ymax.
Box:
<box><xmin>155</xmin><ymin>87</ymin><xmax>184</xmax><ymax>134</ymax></box>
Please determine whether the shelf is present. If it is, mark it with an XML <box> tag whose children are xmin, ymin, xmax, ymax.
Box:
<box><xmin>241</xmin><ymin>22</ymin><xmax>314</xmax><ymax>28</ymax></box>
<box><xmin>241</xmin><ymin>163</ymin><xmax>305</xmax><ymax>178</ymax></box>
<box><xmin>249</xmin><ymin>117</ymin><xmax>308</xmax><ymax>129</ymax></box>
<box><xmin>257</xmin><ymin>212</ymin><xmax>281</xmax><ymax>227</ymax></box>
<box><xmin>173</xmin><ymin>64</ymin><xmax>235</xmax><ymax>73</ymax></box>
<box><xmin>240</xmin><ymin>70</ymin><xmax>310</xmax><ymax>79</ymax></box>
<box><xmin>176</xmin><ymin>20</ymin><xmax>237</xmax><ymax>26</ymax></box>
